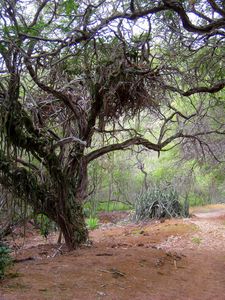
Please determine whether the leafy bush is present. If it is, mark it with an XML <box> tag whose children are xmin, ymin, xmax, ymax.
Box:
<box><xmin>35</xmin><ymin>214</ymin><xmax>52</xmax><ymax>238</ymax></box>
<box><xmin>0</xmin><ymin>244</ymin><xmax>12</xmax><ymax>279</ymax></box>
<box><xmin>188</xmin><ymin>193</ymin><xmax>205</xmax><ymax>206</ymax></box>
<box><xmin>83</xmin><ymin>207</ymin><xmax>91</xmax><ymax>218</ymax></box>
<box><xmin>97</xmin><ymin>202</ymin><xmax>131</xmax><ymax>212</ymax></box>
<box><xmin>84</xmin><ymin>201</ymin><xmax>131</xmax><ymax>218</ymax></box>
<box><xmin>134</xmin><ymin>185</ymin><xmax>184</xmax><ymax>221</ymax></box>
<box><xmin>86</xmin><ymin>217</ymin><xmax>99</xmax><ymax>230</ymax></box>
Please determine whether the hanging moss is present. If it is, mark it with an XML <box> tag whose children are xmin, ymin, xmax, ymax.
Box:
<box><xmin>0</xmin><ymin>149</ymin><xmax>56</xmax><ymax>214</ymax></box>
<box><xmin>2</xmin><ymin>100</ymin><xmax>67</xmax><ymax>185</ymax></box>
<box><xmin>0</xmin><ymin>84</ymin><xmax>89</xmax><ymax>249</ymax></box>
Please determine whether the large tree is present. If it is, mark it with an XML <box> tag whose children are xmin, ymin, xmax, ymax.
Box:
<box><xmin>0</xmin><ymin>0</ymin><xmax>225</xmax><ymax>249</ymax></box>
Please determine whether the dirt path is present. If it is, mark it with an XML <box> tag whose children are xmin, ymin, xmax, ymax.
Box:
<box><xmin>1</xmin><ymin>205</ymin><xmax>225</xmax><ymax>300</ymax></box>
<box><xmin>159</xmin><ymin>207</ymin><xmax>225</xmax><ymax>252</ymax></box>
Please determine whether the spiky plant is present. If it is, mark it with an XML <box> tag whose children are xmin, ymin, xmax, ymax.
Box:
<box><xmin>134</xmin><ymin>185</ymin><xmax>183</xmax><ymax>221</ymax></box>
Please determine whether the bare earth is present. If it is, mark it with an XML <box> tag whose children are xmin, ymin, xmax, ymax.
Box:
<box><xmin>1</xmin><ymin>204</ymin><xmax>225</xmax><ymax>300</ymax></box>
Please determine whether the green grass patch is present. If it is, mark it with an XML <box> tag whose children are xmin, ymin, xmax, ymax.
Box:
<box><xmin>191</xmin><ymin>236</ymin><xmax>202</xmax><ymax>245</ymax></box>
<box><xmin>97</xmin><ymin>201</ymin><xmax>131</xmax><ymax>212</ymax></box>
<box><xmin>84</xmin><ymin>201</ymin><xmax>132</xmax><ymax>217</ymax></box>
<box><xmin>86</xmin><ymin>217</ymin><xmax>99</xmax><ymax>230</ymax></box>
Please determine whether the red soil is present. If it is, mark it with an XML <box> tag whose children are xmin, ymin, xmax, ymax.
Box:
<box><xmin>1</xmin><ymin>205</ymin><xmax>225</xmax><ymax>300</ymax></box>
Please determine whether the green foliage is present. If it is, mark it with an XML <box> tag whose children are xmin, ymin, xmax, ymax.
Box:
<box><xmin>36</xmin><ymin>214</ymin><xmax>52</xmax><ymax>238</ymax></box>
<box><xmin>62</xmin><ymin>0</ymin><xmax>79</xmax><ymax>16</ymax></box>
<box><xmin>191</xmin><ymin>237</ymin><xmax>202</xmax><ymax>245</ymax></box>
<box><xmin>151</xmin><ymin>149</ymin><xmax>179</xmax><ymax>182</ymax></box>
<box><xmin>83</xmin><ymin>207</ymin><xmax>91</xmax><ymax>218</ymax></box>
<box><xmin>134</xmin><ymin>185</ymin><xmax>183</xmax><ymax>221</ymax></box>
<box><xmin>86</xmin><ymin>217</ymin><xmax>99</xmax><ymax>230</ymax></box>
<box><xmin>97</xmin><ymin>202</ymin><xmax>131</xmax><ymax>212</ymax></box>
<box><xmin>0</xmin><ymin>244</ymin><xmax>12</xmax><ymax>279</ymax></box>
<box><xmin>188</xmin><ymin>193</ymin><xmax>205</xmax><ymax>207</ymax></box>
<box><xmin>84</xmin><ymin>201</ymin><xmax>130</xmax><ymax>218</ymax></box>
<box><xmin>87</xmin><ymin>149</ymin><xmax>148</xmax><ymax>212</ymax></box>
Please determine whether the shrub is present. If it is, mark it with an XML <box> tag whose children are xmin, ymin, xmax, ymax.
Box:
<box><xmin>0</xmin><ymin>244</ymin><xmax>12</xmax><ymax>279</ymax></box>
<box><xmin>134</xmin><ymin>185</ymin><xmax>183</xmax><ymax>221</ymax></box>
<box><xmin>35</xmin><ymin>214</ymin><xmax>52</xmax><ymax>238</ymax></box>
<box><xmin>188</xmin><ymin>193</ymin><xmax>205</xmax><ymax>206</ymax></box>
<box><xmin>97</xmin><ymin>201</ymin><xmax>131</xmax><ymax>212</ymax></box>
<box><xmin>86</xmin><ymin>217</ymin><xmax>99</xmax><ymax>230</ymax></box>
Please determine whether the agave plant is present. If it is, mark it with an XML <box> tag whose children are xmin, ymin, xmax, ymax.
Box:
<box><xmin>134</xmin><ymin>184</ymin><xmax>183</xmax><ymax>221</ymax></box>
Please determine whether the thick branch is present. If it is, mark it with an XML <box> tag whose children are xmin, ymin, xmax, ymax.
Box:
<box><xmin>182</xmin><ymin>80</ymin><xmax>225</xmax><ymax>96</ymax></box>
<box><xmin>53</xmin><ymin>136</ymin><xmax>87</xmax><ymax>149</ymax></box>
<box><xmin>16</xmin><ymin>158</ymin><xmax>39</xmax><ymax>171</ymax></box>
<box><xmin>28</xmin><ymin>0</ymin><xmax>49</xmax><ymax>27</ymax></box>
<box><xmin>208</xmin><ymin>0</ymin><xmax>225</xmax><ymax>18</ymax></box>
<box><xmin>86</xmin><ymin>130</ymin><xmax>189</xmax><ymax>163</ymax></box>
<box><xmin>165</xmin><ymin>79</ymin><xmax>225</xmax><ymax>96</ymax></box>
<box><xmin>86</xmin><ymin>137</ymin><xmax>161</xmax><ymax>163</ymax></box>
<box><xmin>163</xmin><ymin>0</ymin><xmax>225</xmax><ymax>34</ymax></box>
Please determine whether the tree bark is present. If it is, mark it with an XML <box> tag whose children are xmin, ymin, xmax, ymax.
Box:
<box><xmin>38</xmin><ymin>180</ymin><xmax>89</xmax><ymax>250</ymax></box>
<box><xmin>55</xmin><ymin>201</ymin><xmax>88</xmax><ymax>250</ymax></box>
<box><xmin>0</xmin><ymin>151</ymin><xmax>88</xmax><ymax>250</ymax></box>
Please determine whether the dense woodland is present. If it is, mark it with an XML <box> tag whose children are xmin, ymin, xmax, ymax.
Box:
<box><xmin>0</xmin><ymin>0</ymin><xmax>225</xmax><ymax>250</ymax></box>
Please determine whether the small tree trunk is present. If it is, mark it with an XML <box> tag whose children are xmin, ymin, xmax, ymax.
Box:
<box><xmin>183</xmin><ymin>192</ymin><xmax>190</xmax><ymax>218</ymax></box>
<box><xmin>57</xmin><ymin>230</ymin><xmax>62</xmax><ymax>244</ymax></box>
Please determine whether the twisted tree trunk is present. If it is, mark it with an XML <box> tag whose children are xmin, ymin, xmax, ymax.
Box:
<box><xmin>0</xmin><ymin>148</ymin><xmax>89</xmax><ymax>250</ymax></box>
<box><xmin>55</xmin><ymin>200</ymin><xmax>88</xmax><ymax>250</ymax></box>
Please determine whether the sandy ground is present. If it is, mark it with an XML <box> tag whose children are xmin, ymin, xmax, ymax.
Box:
<box><xmin>1</xmin><ymin>204</ymin><xmax>225</xmax><ymax>300</ymax></box>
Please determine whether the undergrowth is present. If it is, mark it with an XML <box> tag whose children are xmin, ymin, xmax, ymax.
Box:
<box><xmin>0</xmin><ymin>244</ymin><xmax>12</xmax><ymax>279</ymax></box>
<box><xmin>86</xmin><ymin>217</ymin><xmax>99</xmax><ymax>230</ymax></box>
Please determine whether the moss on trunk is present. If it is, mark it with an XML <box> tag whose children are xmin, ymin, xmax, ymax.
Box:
<box><xmin>0</xmin><ymin>151</ymin><xmax>88</xmax><ymax>250</ymax></box>
<box><xmin>56</xmin><ymin>202</ymin><xmax>88</xmax><ymax>250</ymax></box>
